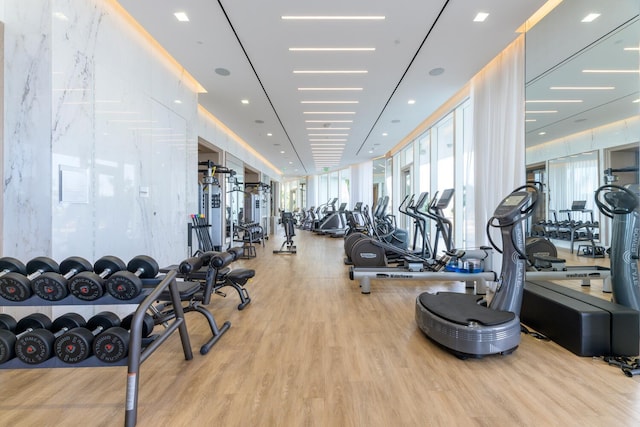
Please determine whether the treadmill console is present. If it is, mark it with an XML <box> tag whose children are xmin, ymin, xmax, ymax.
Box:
<box><xmin>493</xmin><ymin>191</ymin><xmax>531</xmax><ymax>219</ymax></box>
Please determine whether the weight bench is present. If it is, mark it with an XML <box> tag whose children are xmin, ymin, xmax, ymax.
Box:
<box><xmin>155</xmin><ymin>280</ymin><xmax>231</xmax><ymax>355</ymax></box>
<box><xmin>156</xmin><ymin>248</ymin><xmax>255</xmax><ymax>354</ymax></box>
<box><xmin>521</xmin><ymin>280</ymin><xmax>639</xmax><ymax>357</ymax></box>
<box><xmin>177</xmin><ymin>247</ymin><xmax>254</xmax><ymax>310</ymax></box>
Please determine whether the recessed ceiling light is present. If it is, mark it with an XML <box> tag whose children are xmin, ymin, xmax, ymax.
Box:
<box><xmin>282</xmin><ymin>15</ymin><xmax>385</xmax><ymax>20</ymax></box>
<box><xmin>625</xmin><ymin>47</ymin><xmax>640</xmax><ymax>51</ymax></box>
<box><xmin>280</xmin><ymin>150</ymin><xmax>285</xmax><ymax>154</ymax></box>
<box><xmin>581</xmin><ymin>13</ymin><xmax>600</xmax><ymax>23</ymax></box>
<box><xmin>298</xmin><ymin>87</ymin><xmax>363</xmax><ymax>91</ymax></box>
<box><xmin>215</xmin><ymin>68</ymin><xmax>231</xmax><ymax>76</ymax></box>
<box><xmin>368</xmin><ymin>150</ymin><xmax>374</xmax><ymax>154</ymax></box>
<box><xmin>429</xmin><ymin>67</ymin><xmax>445</xmax><ymax>76</ymax></box>
<box><xmin>54</xmin><ymin>12</ymin><xmax>69</xmax><ymax>21</ymax></box>
<box><xmin>267</xmin><ymin>133</ymin><xmax>273</xmax><ymax>136</ymax></box>
<box><xmin>310</xmin><ymin>143</ymin><xmax>346</xmax><ymax>146</ymax></box>
<box><xmin>391</xmin><ymin>119</ymin><xmax>401</xmax><ymax>123</ymax></box>
<box><xmin>473</xmin><ymin>12</ymin><xmax>489</xmax><ymax>22</ymax></box>
<box><xmin>309</xmin><ymin>139</ymin><xmax>347</xmax><ymax>142</ymax></box>
<box><xmin>525</xmin><ymin>110</ymin><xmax>558</xmax><ymax>113</ymax></box>
<box><xmin>538</xmin><ymin>132</ymin><xmax>546</xmax><ymax>136</ymax></box>
<box><xmin>308</xmin><ymin>134</ymin><xmax>349</xmax><ymax>136</ymax></box>
<box><xmin>525</xmin><ymin>119</ymin><xmax>537</xmax><ymax>122</ymax></box>
<box><xmin>241</xmin><ymin>99</ymin><xmax>249</xmax><ymax>104</ymax></box>
<box><xmin>289</xmin><ymin>47</ymin><xmax>375</xmax><ymax>52</ymax></box>
<box><xmin>174</xmin><ymin>100</ymin><xmax>182</xmax><ymax>104</ymax></box>
<box><xmin>293</xmin><ymin>70</ymin><xmax>368</xmax><ymax>74</ymax></box>
<box><xmin>255</xmin><ymin>119</ymin><xmax>264</xmax><ymax>124</ymax></box>
<box><xmin>633</xmin><ymin>99</ymin><xmax>640</xmax><ymax>103</ymax></box>
<box><xmin>382</xmin><ymin>132</ymin><xmax>388</xmax><ymax>136</ymax></box>
<box><xmin>174</xmin><ymin>12</ymin><xmax>189</xmax><ymax>22</ymax></box>
<box><xmin>408</xmin><ymin>100</ymin><xmax>416</xmax><ymax>105</ymax></box>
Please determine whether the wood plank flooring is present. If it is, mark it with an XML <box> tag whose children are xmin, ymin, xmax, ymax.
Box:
<box><xmin>0</xmin><ymin>229</ymin><xmax>639</xmax><ymax>426</ymax></box>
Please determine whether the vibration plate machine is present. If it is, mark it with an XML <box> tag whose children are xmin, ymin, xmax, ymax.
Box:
<box><xmin>415</xmin><ymin>184</ymin><xmax>538</xmax><ymax>358</ymax></box>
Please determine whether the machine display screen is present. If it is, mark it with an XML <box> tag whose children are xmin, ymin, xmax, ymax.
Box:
<box><xmin>502</xmin><ymin>195</ymin><xmax>526</xmax><ymax>206</ymax></box>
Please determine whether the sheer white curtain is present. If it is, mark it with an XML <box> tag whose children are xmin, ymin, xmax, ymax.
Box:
<box><xmin>548</xmin><ymin>153</ymin><xmax>599</xmax><ymax>214</ymax></box>
<box><xmin>471</xmin><ymin>35</ymin><xmax>526</xmax><ymax>247</ymax></box>
<box><xmin>350</xmin><ymin>161</ymin><xmax>374</xmax><ymax>211</ymax></box>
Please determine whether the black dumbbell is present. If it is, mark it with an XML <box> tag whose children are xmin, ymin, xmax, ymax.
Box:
<box><xmin>0</xmin><ymin>257</ymin><xmax>27</xmax><ymax>281</ymax></box>
<box><xmin>0</xmin><ymin>257</ymin><xmax>59</xmax><ymax>302</ymax></box>
<box><xmin>68</xmin><ymin>256</ymin><xmax>126</xmax><ymax>301</ymax></box>
<box><xmin>105</xmin><ymin>255</ymin><xmax>159</xmax><ymax>300</ymax></box>
<box><xmin>93</xmin><ymin>312</ymin><xmax>155</xmax><ymax>363</ymax></box>
<box><xmin>54</xmin><ymin>311</ymin><xmax>121</xmax><ymax>364</ymax></box>
<box><xmin>0</xmin><ymin>313</ymin><xmax>18</xmax><ymax>332</ymax></box>
<box><xmin>0</xmin><ymin>313</ymin><xmax>53</xmax><ymax>364</ymax></box>
<box><xmin>14</xmin><ymin>313</ymin><xmax>86</xmax><ymax>364</ymax></box>
<box><xmin>31</xmin><ymin>257</ymin><xmax>93</xmax><ymax>301</ymax></box>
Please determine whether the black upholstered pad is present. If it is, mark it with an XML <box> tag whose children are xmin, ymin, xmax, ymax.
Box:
<box><xmin>227</xmin><ymin>268</ymin><xmax>255</xmax><ymax>280</ymax></box>
<box><xmin>418</xmin><ymin>292</ymin><xmax>516</xmax><ymax>326</ymax></box>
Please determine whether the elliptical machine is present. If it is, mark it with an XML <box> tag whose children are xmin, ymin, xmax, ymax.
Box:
<box><xmin>415</xmin><ymin>184</ymin><xmax>539</xmax><ymax>358</ymax></box>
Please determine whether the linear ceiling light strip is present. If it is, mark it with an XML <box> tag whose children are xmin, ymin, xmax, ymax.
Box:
<box><xmin>217</xmin><ymin>0</ymin><xmax>307</xmax><ymax>174</ymax></box>
<box><xmin>355</xmin><ymin>0</ymin><xmax>451</xmax><ymax>156</ymax></box>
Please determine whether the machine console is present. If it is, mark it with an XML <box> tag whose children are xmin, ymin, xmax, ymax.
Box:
<box><xmin>493</xmin><ymin>191</ymin><xmax>531</xmax><ymax>219</ymax></box>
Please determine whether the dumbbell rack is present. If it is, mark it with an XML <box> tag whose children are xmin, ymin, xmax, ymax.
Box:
<box><xmin>0</xmin><ymin>269</ymin><xmax>193</xmax><ymax>427</ymax></box>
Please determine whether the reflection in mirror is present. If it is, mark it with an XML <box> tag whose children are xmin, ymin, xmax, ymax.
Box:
<box><xmin>225</xmin><ymin>154</ymin><xmax>244</xmax><ymax>247</ymax></box>
<box><xmin>525</xmin><ymin>0</ymin><xmax>639</xmax><ymax>250</ymax></box>
<box><xmin>372</xmin><ymin>158</ymin><xmax>386</xmax><ymax>209</ymax></box>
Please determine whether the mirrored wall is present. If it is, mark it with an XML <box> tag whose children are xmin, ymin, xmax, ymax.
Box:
<box><xmin>525</xmin><ymin>0</ymin><xmax>640</xmax><ymax>247</ymax></box>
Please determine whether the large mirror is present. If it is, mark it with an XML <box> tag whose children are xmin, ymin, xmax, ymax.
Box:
<box><xmin>525</xmin><ymin>0</ymin><xmax>639</xmax><ymax>251</ymax></box>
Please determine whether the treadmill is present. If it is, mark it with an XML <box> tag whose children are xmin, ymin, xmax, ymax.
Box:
<box><xmin>415</xmin><ymin>184</ymin><xmax>538</xmax><ymax>358</ymax></box>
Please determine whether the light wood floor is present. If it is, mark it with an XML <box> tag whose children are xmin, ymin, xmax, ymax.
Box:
<box><xmin>0</xmin><ymin>229</ymin><xmax>639</xmax><ymax>426</ymax></box>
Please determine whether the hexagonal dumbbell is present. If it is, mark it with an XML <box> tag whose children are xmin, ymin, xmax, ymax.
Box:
<box><xmin>105</xmin><ymin>255</ymin><xmax>159</xmax><ymax>300</ymax></box>
<box><xmin>54</xmin><ymin>311</ymin><xmax>121</xmax><ymax>364</ymax></box>
<box><xmin>92</xmin><ymin>312</ymin><xmax>155</xmax><ymax>363</ymax></box>
<box><xmin>0</xmin><ymin>257</ymin><xmax>59</xmax><ymax>302</ymax></box>
<box><xmin>68</xmin><ymin>256</ymin><xmax>127</xmax><ymax>301</ymax></box>
<box><xmin>31</xmin><ymin>257</ymin><xmax>93</xmax><ymax>301</ymax></box>
<box><xmin>14</xmin><ymin>313</ymin><xmax>86</xmax><ymax>364</ymax></box>
<box><xmin>0</xmin><ymin>313</ymin><xmax>53</xmax><ymax>364</ymax></box>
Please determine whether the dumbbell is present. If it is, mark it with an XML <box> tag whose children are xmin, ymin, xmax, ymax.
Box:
<box><xmin>68</xmin><ymin>256</ymin><xmax>127</xmax><ymax>301</ymax></box>
<box><xmin>14</xmin><ymin>313</ymin><xmax>86</xmax><ymax>364</ymax></box>
<box><xmin>0</xmin><ymin>257</ymin><xmax>59</xmax><ymax>302</ymax></box>
<box><xmin>0</xmin><ymin>313</ymin><xmax>53</xmax><ymax>364</ymax></box>
<box><xmin>93</xmin><ymin>312</ymin><xmax>155</xmax><ymax>363</ymax></box>
<box><xmin>31</xmin><ymin>256</ymin><xmax>93</xmax><ymax>301</ymax></box>
<box><xmin>105</xmin><ymin>255</ymin><xmax>159</xmax><ymax>300</ymax></box>
<box><xmin>0</xmin><ymin>313</ymin><xmax>18</xmax><ymax>332</ymax></box>
<box><xmin>0</xmin><ymin>257</ymin><xmax>27</xmax><ymax>282</ymax></box>
<box><xmin>54</xmin><ymin>311</ymin><xmax>121</xmax><ymax>364</ymax></box>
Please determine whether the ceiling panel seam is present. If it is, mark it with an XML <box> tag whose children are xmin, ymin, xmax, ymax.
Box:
<box><xmin>356</xmin><ymin>0</ymin><xmax>451</xmax><ymax>156</ymax></box>
<box><xmin>217</xmin><ymin>0</ymin><xmax>308</xmax><ymax>174</ymax></box>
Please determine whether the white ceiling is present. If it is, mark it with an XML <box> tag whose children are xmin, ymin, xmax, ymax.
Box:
<box><xmin>117</xmin><ymin>0</ymin><xmax>545</xmax><ymax>177</ymax></box>
<box><xmin>524</xmin><ymin>0</ymin><xmax>639</xmax><ymax>148</ymax></box>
